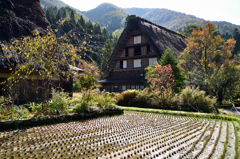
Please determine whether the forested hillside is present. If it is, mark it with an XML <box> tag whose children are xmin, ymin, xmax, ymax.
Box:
<box><xmin>84</xmin><ymin>3</ymin><xmax>128</xmax><ymax>33</ymax></box>
<box><xmin>43</xmin><ymin>6</ymin><xmax>119</xmax><ymax>67</ymax></box>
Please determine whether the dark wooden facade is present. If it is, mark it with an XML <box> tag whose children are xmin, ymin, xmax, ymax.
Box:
<box><xmin>99</xmin><ymin>15</ymin><xmax>187</xmax><ymax>92</ymax></box>
<box><xmin>0</xmin><ymin>68</ymin><xmax>74</xmax><ymax>104</ymax></box>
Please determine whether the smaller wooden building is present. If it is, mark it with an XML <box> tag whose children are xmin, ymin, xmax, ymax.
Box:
<box><xmin>0</xmin><ymin>61</ymin><xmax>83</xmax><ymax>103</ymax></box>
<box><xmin>99</xmin><ymin>15</ymin><xmax>187</xmax><ymax>92</ymax></box>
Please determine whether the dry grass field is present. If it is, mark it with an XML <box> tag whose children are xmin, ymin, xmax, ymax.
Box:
<box><xmin>0</xmin><ymin>112</ymin><xmax>239</xmax><ymax>159</ymax></box>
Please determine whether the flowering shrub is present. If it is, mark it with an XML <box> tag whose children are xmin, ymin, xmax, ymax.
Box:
<box><xmin>146</xmin><ymin>63</ymin><xmax>175</xmax><ymax>92</ymax></box>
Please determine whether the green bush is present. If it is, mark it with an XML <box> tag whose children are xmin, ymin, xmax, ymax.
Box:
<box><xmin>176</xmin><ymin>86</ymin><xmax>216</xmax><ymax>112</ymax></box>
<box><xmin>0</xmin><ymin>96</ymin><xmax>30</xmax><ymax>121</ymax></box>
<box><xmin>30</xmin><ymin>88</ymin><xmax>71</xmax><ymax>116</ymax></box>
<box><xmin>47</xmin><ymin>88</ymin><xmax>71</xmax><ymax>115</ymax></box>
<box><xmin>153</xmin><ymin>88</ymin><xmax>178</xmax><ymax>109</ymax></box>
<box><xmin>116</xmin><ymin>89</ymin><xmax>139</xmax><ymax>106</ymax></box>
<box><xmin>116</xmin><ymin>88</ymin><xmax>178</xmax><ymax>109</ymax></box>
<box><xmin>97</xmin><ymin>92</ymin><xmax>116</xmax><ymax>109</ymax></box>
<box><xmin>0</xmin><ymin>96</ymin><xmax>13</xmax><ymax>106</ymax></box>
<box><xmin>0</xmin><ymin>105</ymin><xmax>30</xmax><ymax>121</ymax></box>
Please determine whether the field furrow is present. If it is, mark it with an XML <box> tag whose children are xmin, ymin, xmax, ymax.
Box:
<box><xmin>0</xmin><ymin>112</ymin><xmax>238</xmax><ymax>159</ymax></box>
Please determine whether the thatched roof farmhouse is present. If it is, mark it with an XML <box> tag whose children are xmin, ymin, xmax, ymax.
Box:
<box><xmin>99</xmin><ymin>15</ymin><xmax>187</xmax><ymax>92</ymax></box>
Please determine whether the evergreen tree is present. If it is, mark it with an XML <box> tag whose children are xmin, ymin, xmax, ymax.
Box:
<box><xmin>87</xmin><ymin>20</ymin><xmax>94</xmax><ymax>31</ymax></box>
<box><xmin>79</xmin><ymin>15</ymin><xmax>85</xmax><ymax>27</ymax></box>
<box><xmin>70</xmin><ymin>10</ymin><xmax>75</xmax><ymax>24</ymax></box>
<box><xmin>56</xmin><ymin>11</ymin><xmax>61</xmax><ymax>21</ymax></box>
<box><xmin>102</xmin><ymin>28</ymin><xmax>109</xmax><ymax>38</ymax></box>
<box><xmin>100</xmin><ymin>39</ymin><xmax>112</xmax><ymax>71</ymax></box>
<box><xmin>46</xmin><ymin>9</ymin><xmax>52</xmax><ymax>24</ymax></box>
<box><xmin>159</xmin><ymin>48</ymin><xmax>185</xmax><ymax>93</ymax></box>
<box><xmin>233</xmin><ymin>28</ymin><xmax>240</xmax><ymax>56</ymax></box>
<box><xmin>63</xmin><ymin>9</ymin><xmax>67</xmax><ymax>19</ymax></box>
<box><xmin>50</xmin><ymin>12</ymin><xmax>56</xmax><ymax>25</ymax></box>
<box><xmin>94</xmin><ymin>23</ymin><xmax>101</xmax><ymax>35</ymax></box>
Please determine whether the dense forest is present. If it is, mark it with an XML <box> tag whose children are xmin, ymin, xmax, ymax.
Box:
<box><xmin>43</xmin><ymin>6</ymin><xmax>120</xmax><ymax>68</ymax></box>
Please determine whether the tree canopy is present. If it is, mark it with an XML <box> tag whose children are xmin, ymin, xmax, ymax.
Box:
<box><xmin>180</xmin><ymin>22</ymin><xmax>239</xmax><ymax>102</ymax></box>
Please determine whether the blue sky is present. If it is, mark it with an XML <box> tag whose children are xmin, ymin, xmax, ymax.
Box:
<box><xmin>60</xmin><ymin>0</ymin><xmax>240</xmax><ymax>26</ymax></box>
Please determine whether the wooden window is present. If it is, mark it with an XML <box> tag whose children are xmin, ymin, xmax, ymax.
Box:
<box><xmin>140</xmin><ymin>86</ymin><xmax>144</xmax><ymax>90</ymax></box>
<box><xmin>136</xmin><ymin>85</ymin><xmax>140</xmax><ymax>89</ymax></box>
<box><xmin>134</xmin><ymin>59</ymin><xmax>141</xmax><ymax>68</ymax></box>
<box><xmin>120</xmin><ymin>60</ymin><xmax>123</xmax><ymax>69</ymax></box>
<box><xmin>147</xmin><ymin>45</ymin><xmax>151</xmax><ymax>53</ymax></box>
<box><xmin>134</xmin><ymin>46</ymin><xmax>141</xmax><ymax>56</ymax></box>
<box><xmin>122</xmin><ymin>86</ymin><xmax>126</xmax><ymax>91</ymax></box>
<box><xmin>125</xmin><ymin>48</ymin><xmax>129</xmax><ymax>57</ymax></box>
<box><xmin>134</xmin><ymin>36</ymin><xmax>141</xmax><ymax>44</ymax></box>
<box><xmin>149</xmin><ymin>57</ymin><xmax>157</xmax><ymax>66</ymax></box>
<box><xmin>120</xmin><ymin>60</ymin><xmax>127</xmax><ymax>69</ymax></box>
<box><xmin>131</xmin><ymin>85</ymin><xmax>135</xmax><ymax>89</ymax></box>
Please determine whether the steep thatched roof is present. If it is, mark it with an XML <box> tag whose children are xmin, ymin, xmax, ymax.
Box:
<box><xmin>103</xmin><ymin>15</ymin><xmax>187</xmax><ymax>75</ymax></box>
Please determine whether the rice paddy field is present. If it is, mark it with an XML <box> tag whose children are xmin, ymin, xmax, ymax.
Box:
<box><xmin>0</xmin><ymin>112</ymin><xmax>239</xmax><ymax>159</ymax></box>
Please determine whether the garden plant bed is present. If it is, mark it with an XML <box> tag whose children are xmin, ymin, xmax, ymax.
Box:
<box><xmin>0</xmin><ymin>112</ymin><xmax>239</xmax><ymax>159</ymax></box>
<box><xmin>0</xmin><ymin>109</ymin><xmax>124</xmax><ymax>132</ymax></box>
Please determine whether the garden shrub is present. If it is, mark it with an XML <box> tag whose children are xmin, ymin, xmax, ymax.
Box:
<box><xmin>0</xmin><ymin>96</ymin><xmax>30</xmax><ymax>121</ymax></box>
<box><xmin>176</xmin><ymin>86</ymin><xmax>216</xmax><ymax>112</ymax></box>
<box><xmin>47</xmin><ymin>88</ymin><xmax>71</xmax><ymax>115</ymax></box>
<box><xmin>0</xmin><ymin>105</ymin><xmax>30</xmax><ymax>121</ymax></box>
<box><xmin>116</xmin><ymin>89</ymin><xmax>139</xmax><ymax>106</ymax></box>
<box><xmin>153</xmin><ymin>88</ymin><xmax>178</xmax><ymax>110</ymax></box>
<box><xmin>73</xmin><ymin>89</ymin><xmax>118</xmax><ymax>113</ymax></box>
<box><xmin>30</xmin><ymin>88</ymin><xmax>71</xmax><ymax>116</ymax></box>
<box><xmin>0</xmin><ymin>96</ymin><xmax>13</xmax><ymax>106</ymax></box>
<box><xmin>97</xmin><ymin>92</ymin><xmax>116</xmax><ymax>109</ymax></box>
<box><xmin>116</xmin><ymin>88</ymin><xmax>178</xmax><ymax>109</ymax></box>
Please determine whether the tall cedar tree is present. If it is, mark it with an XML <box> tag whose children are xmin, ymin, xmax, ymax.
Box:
<box><xmin>100</xmin><ymin>39</ymin><xmax>112</xmax><ymax>71</ymax></box>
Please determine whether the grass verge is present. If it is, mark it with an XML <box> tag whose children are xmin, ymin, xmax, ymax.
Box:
<box><xmin>120</xmin><ymin>106</ymin><xmax>240</xmax><ymax>123</ymax></box>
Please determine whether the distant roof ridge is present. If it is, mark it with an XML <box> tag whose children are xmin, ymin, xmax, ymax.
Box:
<box><xmin>134</xmin><ymin>15</ymin><xmax>186</xmax><ymax>38</ymax></box>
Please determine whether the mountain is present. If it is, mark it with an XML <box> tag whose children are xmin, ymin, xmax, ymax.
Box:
<box><xmin>84</xmin><ymin>3</ymin><xmax>128</xmax><ymax>33</ymax></box>
<box><xmin>40</xmin><ymin>0</ymin><xmax>68</xmax><ymax>8</ymax></box>
<box><xmin>40</xmin><ymin>0</ymin><xmax>86</xmax><ymax>17</ymax></box>
<box><xmin>124</xmin><ymin>8</ymin><xmax>240</xmax><ymax>35</ymax></box>
<box><xmin>39</xmin><ymin>1</ymin><xmax>240</xmax><ymax>35</ymax></box>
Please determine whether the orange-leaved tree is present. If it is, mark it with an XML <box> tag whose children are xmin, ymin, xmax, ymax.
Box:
<box><xmin>180</xmin><ymin>22</ymin><xmax>239</xmax><ymax>102</ymax></box>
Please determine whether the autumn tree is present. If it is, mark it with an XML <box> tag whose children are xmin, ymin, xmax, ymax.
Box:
<box><xmin>159</xmin><ymin>48</ymin><xmax>185</xmax><ymax>93</ymax></box>
<box><xmin>180</xmin><ymin>22</ymin><xmax>239</xmax><ymax>102</ymax></box>
<box><xmin>145</xmin><ymin>63</ymin><xmax>175</xmax><ymax>92</ymax></box>
<box><xmin>1</xmin><ymin>30</ymin><xmax>83</xmax><ymax>104</ymax></box>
